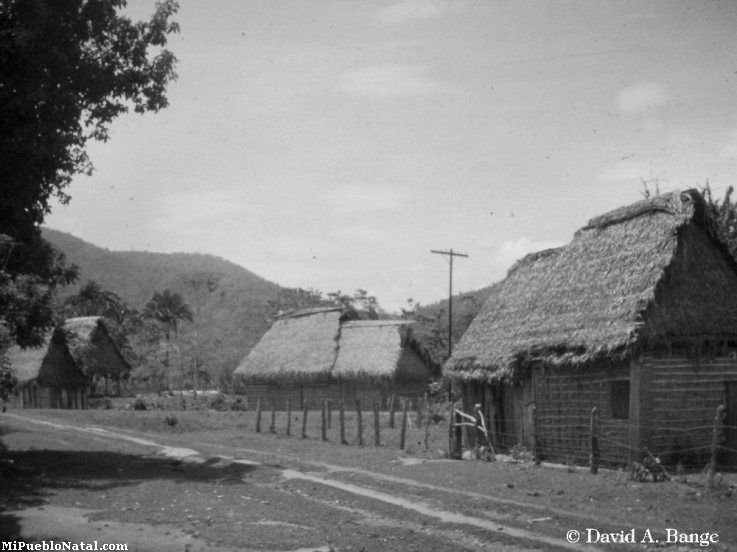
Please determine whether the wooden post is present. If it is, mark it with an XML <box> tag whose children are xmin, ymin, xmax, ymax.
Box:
<box><xmin>327</xmin><ymin>399</ymin><xmax>332</xmax><ymax>429</ymax></box>
<box><xmin>389</xmin><ymin>394</ymin><xmax>396</xmax><ymax>428</ymax></box>
<box><xmin>255</xmin><ymin>398</ymin><xmax>262</xmax><ymax>433</ymax></box>
<box><xmin>339</xmin><ymin>400</ymin><xmax>347</xmax><ymax>445</ymax></box>
<box><xmin>321</xmin><ymin>399</ymin><xmax>327</xmax><ymax>441</ymax></box>
<box><xmin>448</xmin><ymin>402</ymin><xmax>455</xmax><ymax>458</ymax></box>
<box><xmin>373</xmin><ymin>401</ymin><xmax>381</xmax><ymax>447</ymax></box>
<box><xmin>530</xmin><ymin>404</ymin><xmax>540</xmax><ymax>465</ymax></box>
<box><xmin>415</xmin><ymin>397</ymin><xmax>423</xmax><ymax>428</ymax></box>
<box><xmin>400</xmin><ymin>399</ymin><xmax>409</xmax><ymax>450</ymax></box>
<box><xmin>269</xmin><ymin>398</ymin><xmax>276</xmax><ymax>434</ymax></box>
<box><xmin>286</xmin><ymin>397</ymin><xmax>291</xmax><ymax>436</ymax></box>
<box><xmin>355</xmin><ymin>398</ymin><xmax>363</xmax><ymax>446</ymax></box>
<box><xmin>301</xmin><ymin>401</ymin><xmax>308</xmax><ymax>439</ymax></box>
<box><xmin>708</xmin><ymin>404</ymin><xmax>725</xmax><ymax>489</ymax></box>
<box><xmin>589</xmin><ymin>406</ymin><xmax>599</xmax><ymax>474</ymax></box>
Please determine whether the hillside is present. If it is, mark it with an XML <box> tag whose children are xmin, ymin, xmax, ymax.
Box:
<box><xmin>43</xmin><ymin>228</ymin><xmax>500</xmax><ymax>382</ymax></box>
<box><xmin>43</xmin><ymin>228</ymin><xmax>284</xmax><ymax>384</ymax></box>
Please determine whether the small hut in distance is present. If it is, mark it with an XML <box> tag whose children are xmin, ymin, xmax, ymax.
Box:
<box><xmin>64</xmin><ymin>316</ymin><xmax>130</xmax><ymax>395</ymax></box>
<box><xmin>7</xmin><ymin>328</ymin><xmax>87</xmax><ymax>409</ymax></box>
<box><xmin>233</xmin><ymin>307</ymin><xmax>438</xmax><ymax>409</ymax></box>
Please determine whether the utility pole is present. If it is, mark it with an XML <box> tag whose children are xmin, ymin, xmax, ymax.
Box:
<box><xmin>430</xmin><ymin>248</ymin><xmax>469</xmax><ymax>360</ymax></box>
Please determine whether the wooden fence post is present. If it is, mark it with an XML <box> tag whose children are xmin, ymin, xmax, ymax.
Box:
<box><xmin>373</xmin><ymin>401</ymin><xmax>381</xmax><ymax>446</ymax></box>
<box><xmin>255</xmin><ymin>398</ymin><xmax>262</xmax><ymax>433</ymax></box>
<box><xmin>400</xmin><ymin>399</ymin><xmax>408</xmax><ymax>450</ymax></box>
<box><xmin>339</xmin><ymin>400</ymin><xmax>347</xmax><ymax>445</ymax></box>
<box><xmin>415</xmin><ymin>397</ymin><xmax>423</xmax><ymax>428</ymax></box>
<box><xmin>301</xmin><ymin>401</ymin><xmax>308</xmax><ymax>439</ymax></box>
<box><xmin>355</xmin><ymin>398</ymin><xmax>363</xmax><ymax>446</ymax></box>
<box><xmin>708</xmin><ymin>404</ymin><xmax>725</xmax><ymax>489</ymax></box>
<box><xmin>530</xmin><ymin>405</ymin><xmax>539</xmax><ymax>465</ymax></box>
<box><xmin>321</xmin><ymin>399</ymin><xmax>327</xmax><ymax>441</ymax></box>
<box><xmin>589</xmin><ymin>406</ymin><xmax>599</xmax><ymax>474</ymax></box>
<box><xmin>389</xmin><ymin>394</ymin><xmax>396</xmax><ymax>428</ymax></box>
<box><xmin>448</xmin><ymin>402</ymin><xmax>455</xmax><ymax>458</ymax></box>
<box><xmin>286</xmin><ymin>397</ymin><xmax>291</xmax><ymax>436</ymax></box>
<box><xmin>269</xmin><ymin>398</ymin><xmax>276</xmax><ymax>434</ymax></box>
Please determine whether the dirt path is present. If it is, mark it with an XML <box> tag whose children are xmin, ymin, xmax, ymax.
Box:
<box><xmin>0</xmin><ymin>412</ymin><xmax>605</xmax><ymax>552</ymax></box>
<box><xmin>2</xmin><ymin>411</ymin><xmax>733</xmax><ymax>551</ymax></box>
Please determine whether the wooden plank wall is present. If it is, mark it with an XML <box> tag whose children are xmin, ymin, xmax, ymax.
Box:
<box><xmin>643</xmin><ymin>349</ymin><xmax>737</xmax><ymax>467</ymax></box>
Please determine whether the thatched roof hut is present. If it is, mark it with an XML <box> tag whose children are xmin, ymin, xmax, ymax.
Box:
<box><xmin>234</xmin><ymin>307</ymin><xmax>343</xmax><ymax>381</ymax></box>
<box><xmin>234</xmin><ymin>308</ymin><xmax>437</xmax><ymax>408</ymax></box>
<box><xmin>8</xmin><ymin>329</ymin><xmax>84</xmax><ymax>388</ymax></box>
<box><xmin>446</xmin><ymin>189</ymin><xmax>737</xmax><ymax>382</ymax></box>
<box><xmin>63</xmin><ymin>316</ymin><xmax>130</xmax><ymax>380</ymax></box>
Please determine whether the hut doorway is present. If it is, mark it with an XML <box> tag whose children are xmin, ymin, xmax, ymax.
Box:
<box><xmin>725</xmin><ymin>382</ymin><xmax>737</xmax><ymax>468</ymax></box>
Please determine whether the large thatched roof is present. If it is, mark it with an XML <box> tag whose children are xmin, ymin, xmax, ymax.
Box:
<box><xmin>234</xmin><ymin>307</ymin><xmax>343</xmax><ymax>380</ymax></box>
<box><xmin>234</xmin><ymin>309</ymin><xmax>436</xmax><ymax>381</ymax></box>
<box><xmin>445</xmin><ymin>189</ymin><xmax>737</xmax><ymax>382</ymax></box>
<box><xmin>7</xmin><ymin>329</ymin><xmax>86</xmax><ymax>387</ymax></box>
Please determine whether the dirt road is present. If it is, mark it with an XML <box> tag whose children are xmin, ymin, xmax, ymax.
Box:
<box><xmin>0</xmin><ymin>411</ymin><xmax>731</xmax><ymax>551</ymax></box>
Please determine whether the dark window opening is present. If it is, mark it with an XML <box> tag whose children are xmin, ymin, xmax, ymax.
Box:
<box><xmin>610</xmin><ymin>380</ymin><xmax>630</xmax><ymax>419</ymax></box>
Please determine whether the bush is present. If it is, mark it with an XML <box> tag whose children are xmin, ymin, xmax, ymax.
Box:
<box><xmin>132</xmin><ymin>396</ymin><xmax>147</xmax><ymax>411</ymax></box>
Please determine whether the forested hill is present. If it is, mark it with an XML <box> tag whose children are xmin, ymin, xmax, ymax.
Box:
<box><xmin>43</xmin><ymin>228</ymin><xmax>283</xmax><ymax>382</ymax></box>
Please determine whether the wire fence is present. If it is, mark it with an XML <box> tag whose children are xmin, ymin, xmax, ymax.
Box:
<box><xmin>243</xmin><ymin>396</ymin><xmax>737</xmax><ymax>477</ymax></box>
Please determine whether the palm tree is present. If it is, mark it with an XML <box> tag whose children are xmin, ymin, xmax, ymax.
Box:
<box><xmin>143</xmin><ymin>290</ymin><xmax>192</xmax><ymax>391</ymax></box>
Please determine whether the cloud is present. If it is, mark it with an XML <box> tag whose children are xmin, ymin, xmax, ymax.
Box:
<box><xmin>338</xmin><ymin>65</ymin><xmax>448</xmax><ymax>97</ymax></box>
<box><xmin>376</xmin><ymin>0</ymin><xmax>459</xmax><ymax>26</ymax></box>
<box><xmin>617</xmin><ymin>83</ymin><xmax>668</xmax><ymax>114</ymax></box>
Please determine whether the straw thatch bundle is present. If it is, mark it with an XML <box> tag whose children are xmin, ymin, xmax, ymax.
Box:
<box><xmin>446</xmin><ymin>189</ymin><xmax>737</xmax><ymax>382</ymax></box>
<box><xmin>234</xmin><ymin>307</ymin><xmax>343</xmax><ymax>381</ymax></box>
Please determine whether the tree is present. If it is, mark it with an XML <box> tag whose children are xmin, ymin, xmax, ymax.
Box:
<box><xmin>703</xmin><ymin>184</ymin><xmax>737</xmax><ymax>260</ymax></box>
<box><xmin>180</xmin><ymin>272</ymin><xmax>219</xmax><ymax>393</ymax></box>
<box><xmin>0</xmin><ymin>0</ymin><xmax>178</xmax><ymax>333</ymax></box>
<box><xmin>0</xmin><ymin>1</ymin><xmax>179</xmax><ymax>396</ymax></box>
<box><xmin>142</xmin><ymin>290</ymin><xmax>192</xmax><ymax>391</ymax></box>
<box><xmin>0</xmin><ymin>0</ymin><xmax>180</xmax><ymax>241</ymax></box>
<box><xmin>62</xmin><ymin>280</ymin><xmax>125</xmax><ymax>321</ymax></box>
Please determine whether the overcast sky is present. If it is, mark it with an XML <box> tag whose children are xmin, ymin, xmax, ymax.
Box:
<box><xmin>46</xmin><ymin>0</ymin><xmax>737</xmax><ymax>312</ymax></box>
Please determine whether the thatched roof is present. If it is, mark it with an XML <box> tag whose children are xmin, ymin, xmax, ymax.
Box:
<box><xmin>7</xmin><ymin>329</ymin><xmax>86</xmax><ymax>387</ymax></box>
<box><xmin>333</xmin><ymin>320</ymin><xmax>432</xmax><ymax>379</ymax></box>
<box><xmin>445</xmin><ymin>189</ymin><xmax>737</xmax><ymax>382</ymax></box>
<box><xmin>234</xmin><ymin>307</ymin><xmax>343</xmax><ymax>380</ymax></box>
<box><xmin>63</xmin><ymin>316</ymin><xmax>130</xmax><ymax>374</ymax></box>
<box><xmin>234</xmin><ymin>309</ymin><xmax>436</xmax><ymax>381</ymax></box>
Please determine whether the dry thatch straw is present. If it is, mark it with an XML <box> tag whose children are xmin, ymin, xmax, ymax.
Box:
<box><xmin>234</xmin><ymin>307</ymin><xmax>343</xmax><ymax>382</ymax></box>
<box><xmin>332</xmin><ymin>320</ymin><xmax>436</xmax><ymax>380</ymax></box>
<box><xmin>445</xmin><ymin>189</ymin><xmax>737</xmax><ymax>382</ymax></box>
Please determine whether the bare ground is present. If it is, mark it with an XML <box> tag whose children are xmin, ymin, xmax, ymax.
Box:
<box><xmin>0</xmin><ymin>408</ymin><xmax>734</xmax><ymax>552</ymax></box>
